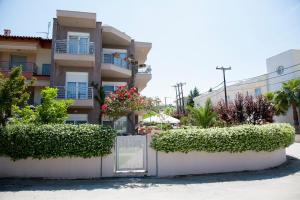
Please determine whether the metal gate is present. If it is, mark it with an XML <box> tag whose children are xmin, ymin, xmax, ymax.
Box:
<box><xmin>115</xmin><ymin>135</ymin><xmax>147</xmax><ymax>173</ymax></box>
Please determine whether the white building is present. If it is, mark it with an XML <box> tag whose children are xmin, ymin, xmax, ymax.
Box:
<box><xmin>194</xmin><ymin>49</ymin><xmax>300</xmax><ymax>124</ymax></box>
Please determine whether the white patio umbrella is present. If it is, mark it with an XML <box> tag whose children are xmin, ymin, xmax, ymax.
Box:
<box><xmin>143</xmin><ymin>113</ymin><xmax>180</xmax><ymax>124</ymax></box>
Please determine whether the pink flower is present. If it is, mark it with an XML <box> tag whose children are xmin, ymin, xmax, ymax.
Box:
<box><xmin>101</xmin><ymin>104</ymin><xmax>108</xmax><ymax>111</ymax></box>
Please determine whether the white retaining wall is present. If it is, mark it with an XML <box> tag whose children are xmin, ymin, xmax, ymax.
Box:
<box><xmin>0</xmin><ymin>134</ymin><xmax>286</xmax><ymax>179</ymax></box>
<box><xmin>156</xmin><ymin>149</ymin><xmax>286</xmax><ymax>177</ymax></box>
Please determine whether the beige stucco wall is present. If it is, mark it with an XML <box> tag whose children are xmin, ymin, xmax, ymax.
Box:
<box><xmin>36</xmin><ymin>48</ymin><xmax>51</xmax><ymax>74</ymax></box>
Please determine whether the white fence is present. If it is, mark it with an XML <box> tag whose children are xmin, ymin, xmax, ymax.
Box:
<box><xmin>0</xmin><ymin>135</ymin><xmax>286</xmax><ymax>179</ymax></box>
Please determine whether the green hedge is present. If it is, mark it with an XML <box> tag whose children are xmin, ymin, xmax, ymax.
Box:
<box><xmin>0</xmin><ymin>124</ymin><xmax>117</xmax><ymax>160</ymax></box>
<box><xmin>151</xmin><ymin>123</ymin><xmax>295</xmax><ymax>153</ymax></box>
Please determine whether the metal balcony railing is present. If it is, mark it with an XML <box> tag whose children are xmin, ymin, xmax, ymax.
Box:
<box><xmin>55</xmin><ymin>40</ymin><xmax>95</xmax><ymax>55</ymax></box>
<box><xmin>137</xmin><ymin>65</ymin><xmax>152</xmax><ymax>74</ymax></box>
<box><xmin>0</xmin><ymin>61</ymin><xmax>50</xmax><ymax>76</ymax></box>
<box><xmin>55</xmin><ymin>86</ymin><xmax>93</xmax><ymax>100</ymax></box>
<box><xmin>102</xmin><ymin>53</ymin><xmax>129</xmax><ymax>69</ymax></box>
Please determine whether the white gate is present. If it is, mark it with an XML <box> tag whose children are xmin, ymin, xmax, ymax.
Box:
<box><xmin>115</xmin><ymin>135</ymin><xmax>147</xmax><ymax>173</ymax></box>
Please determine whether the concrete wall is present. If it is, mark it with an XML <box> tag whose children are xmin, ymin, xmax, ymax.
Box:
<box><xmin>156</xmin><ymin>149</ymin><xmax>286</xmax><ymax>177</ymax></box>
<box><xmin>0</xmin><ymin>136</ymin><xmax>286</xmax><ymax>179</ymax></box>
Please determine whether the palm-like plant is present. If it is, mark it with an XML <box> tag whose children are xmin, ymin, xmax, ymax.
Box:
<box><xmin>268</xmin><ymin>79</ymin><xmax>300</xmax><ymax>130</ymax></box>
<box><xmin>188</xmin><ymin>98</ymin><xmax>216</xmax><ymax>128</ymax></box>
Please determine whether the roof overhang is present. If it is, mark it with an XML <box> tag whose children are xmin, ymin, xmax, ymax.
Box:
<box><xmin>57</xmin><ymin>10</ymin><xmax>96</xmax><ymax>28</ymax></box>
<box><xmin>102</xmin><ymin>26</ymin><xmax>131</xmax><ymax>46</ymax></box>
<box><xmin>135</xmin><ymin>41</ymin><xmax>152</xmax><ymax>64</ymax></box>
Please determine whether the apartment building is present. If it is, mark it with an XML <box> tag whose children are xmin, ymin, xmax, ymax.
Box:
<box><xmin>0</xmin><ymin>10</ymin><xmax>152</xmax><ymax>132</ymax></box>
<box><xmin>194</xmin><ymin>49</ymin><xmax>300</xmax><ymax>124</ymax></box>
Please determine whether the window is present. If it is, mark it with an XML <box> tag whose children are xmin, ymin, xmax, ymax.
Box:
<box><xmin>67</xmin><ymin>82</ymin><xmax>77</xmax><ymax>99</ymax></box>
<box><xmin>78</xmin><ymin>82</ymin><xmax>87</xmax><ymax>99</ymax></box>
<box><xmin>66</xmin><ymin>114</ymin><xmax>88</xmax><ymax>124</ymax></box>
<box><xmin>42</xmin><ymin>64</ymin><xmax>51</xmax><ymax>76</ymax></box>
<box><xmin>276</xmin><ymin>66</ymin><xmax>284</xmax><ymax>75</ymax></box>
<box><xmin>66</xmin><ymin>72</ymin><xmax>88</xmax><ymax>99</ymax></box>
<box><xmin>10</xmin><ymin>55</ymin><xmax>27</xmax><ymax>71</ymax></box>
<box><xmin>113</xmin><ymin>53</ymin><xmax>128</xmax><ymax>68</ymax></box>
<box><xmin>102</xmin><ymin>48</ymin><xmax>128</xmax><ymax>68</ymax></box>
<box><xmin>67</xmin><ymin>32</ymin><xmax>90</xmax><ymax>55</ymax></box>
<box><xmin>103</xmin><ymin>85</ymin><xmax>115</xmax><ymax>96</ymax></box>
<box><xmin>255</xmin><ymin>88</ymin><xmax>262</xmax><ymax>97</ymax></box>
<box><xmin>102</xmin><ymin>82</ymin><xmax>127</xmax><ymax>97</ymax></box>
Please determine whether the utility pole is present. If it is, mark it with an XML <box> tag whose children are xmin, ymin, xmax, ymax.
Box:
<box><xmin>164</xmin><ymin>97</ymin><xmax>170</xmax><ymax>107</ymax></box>
<box><xmin>216</xmin><ymin>66</ymin><xmax>231</xmax><ymax>107</ymax></box>
<box><xmin>172</xmin><ymin>82</ymin><xmax>186</xmax><ymax>114</ymax></box>
<box><xmin>178</xmin><ymin>82</ymin><xmax>186</xmax><ymax>114</ymax></box>
<box><xmin>173</xmin><ymin>85</ymin><xmax>180</xmax><ymax>114</ymax></box>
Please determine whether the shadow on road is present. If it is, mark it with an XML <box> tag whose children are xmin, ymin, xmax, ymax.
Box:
<box><xmin>0</xmin><ymin>156</ymin><xmax>299</xmax><ymax>192</ymax></box>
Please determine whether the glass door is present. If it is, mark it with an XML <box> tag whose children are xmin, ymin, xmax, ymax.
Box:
<box><xmin>68</xmin><ymin>34</ymin><xmax>89</xmax><ymax>55</ymax></box>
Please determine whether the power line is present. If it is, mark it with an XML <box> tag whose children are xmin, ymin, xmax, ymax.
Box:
<box><xmin>227</xmin><ymin>63</ymin><xmax>300</xmax><ymax>85</ymax></box>
<box><xmin>226</xmin><ymin>68</ymin><xmax>300</xmax><ymax>88</ymax></box>
<box><xmin>201</xmin><ymin>70</ymin><xmax>300</xmax><ymax>101</ymax></box>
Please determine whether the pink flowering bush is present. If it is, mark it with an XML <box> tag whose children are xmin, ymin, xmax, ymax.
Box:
<box><xmin>101</xmin><ymin>85</ymin><xmax>149</xmax><ymax>120</ymax></box>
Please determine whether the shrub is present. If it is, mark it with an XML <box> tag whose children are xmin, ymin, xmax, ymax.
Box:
<box><xmin>188</xmin><ymin>99</ymin><xmax>216</xmax><ymax>128</ymax></box>
<box><xmin>0</xmin><ymin>124</ymin><xmax>117</xmax><ymax>160</ymax></box>
<box><xmin>214</xmin><ymin>93</ymin><xmax>275</xmax><ymax>125</ymax></box>
<box><xmin>151</xmin><ymin>123</ymin><xmax>295</xmax><ymax>153</ymax></box>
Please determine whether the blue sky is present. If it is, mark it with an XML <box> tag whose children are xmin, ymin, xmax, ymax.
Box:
<box><xmin>1</xmin><ymin>0</ymin><xmax>300</xmax><ymax>104</ymax></box>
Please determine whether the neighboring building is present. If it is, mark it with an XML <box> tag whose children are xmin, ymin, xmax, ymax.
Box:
<box><xmin>266</xmin><ymin>49</ymin><xmax>300</xmax><ymax>124</ymax></box>
<box><xmin>194</xmin><ymin>75</ymin><xmax>267</xmax><ymax>107</ymax></box>
<box><xmin>0</xmin><ymin>34</ymin><xmax>52</xmax><ymax>105</ymax></box>
<box><xmin>0</xmin><ymin>10</ymin><xmax>152</xmax><ymax>133</ymax></box>
<box><xmin>194</xmin><ymin>49</ymin><xmax>300</xmax><ymax>124</ymax></box>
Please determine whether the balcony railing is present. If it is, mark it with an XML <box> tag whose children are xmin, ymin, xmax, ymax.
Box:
<box><xmin>0</xmin><ymin>61</ymin><xmax>50</xmax><ymax>76</ymax></box>
<box><xmin>102</xmin><ymin>53</ymin><xmax>129</xmax><ymax>69</ymax></box>
<box><xmin>55</xmin><ymin>40</ymin><xmax>95</xmax><ymax>55</ymax></box>
<box><xmin>55</xmin><ymin>86</ymin><xmax>93</xmax><ymax>100</ymax></box>
<box><xmin>137</xmin><ymin>65</ymin><xmax>152</xmax><ymax>74</ymax></box>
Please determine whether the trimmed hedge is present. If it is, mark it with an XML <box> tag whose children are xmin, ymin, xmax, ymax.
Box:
<box><xmin>151</xmin><ymin>123</ymin><xmax>295</xmax><ymax>153</ymax></box>
<box><xmin>0</xmin><ymin>124</ymin><xmax>117</xmax><ymax>160</ymax></box>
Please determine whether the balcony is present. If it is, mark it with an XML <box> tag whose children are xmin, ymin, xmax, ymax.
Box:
<box><xmin>56</xmin><ymin>86</ymin><xmax>94</xmax><ymax>108</ymax></box>
<box><xmin>54</xmin><ymin>40</ymin><xmax>95</xmax><ymax>67</ymax></box>
<box><xmin>101</xmin><ymin>53</ymin><xmax>131</xmax><ymax>78</ymax></box>
<box><xmin>135</xmin><ymin>65</ymin><xmax>152</xmax><ymax>91</ymax></box>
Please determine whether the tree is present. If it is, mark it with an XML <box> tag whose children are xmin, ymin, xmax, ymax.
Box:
<box><xmin>187</xmin><ymin>87</ymin><xmax>200</xmax><ymax>107</ymax></box>
<box><xmin>0</xmin><ymin>67</ymin><xmax>33</xmax><ymax>127</ymax></box>
<box><xmin>10</xmin><ymin>105</ymin><xmax>36</xmax><ymax>124</ymax></box>
<box><xmin>35</xmin><ymin>87</ymin><xmax>73</xmax><ymax>124</ymax></box>
<box><xmin>188</xmin><ymin>98</ymin><xmax>216</xmax><ymax>128</ymax></box>
<box><xmin>267</xmin><ymin>79</ymin><xmax>300</xmax><ymax>130</ymax></box>
<box><xmin>91</xmin><ymin>82</ymin><xmax>105</xmax><ymax>124</ymax></box>
<box><xmin>164</xmin><ymin>106</ymin><xmax>176</xmax><ymax>116</ymax></box>
<box><xmin>101</xmin><ymin>86</ymin><xmax>145</xmax><ymax>120</ymax></box>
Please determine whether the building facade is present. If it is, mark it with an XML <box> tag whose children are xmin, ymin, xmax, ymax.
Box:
<box><xmin>194</xmin><ymin>49</ymin><xmax>300</xmax><ymax>124</ymax></box>
<box><xmin>0</xmin><ymin>10</ymin><xmax>152</xmax><ymax>132</ymax></box>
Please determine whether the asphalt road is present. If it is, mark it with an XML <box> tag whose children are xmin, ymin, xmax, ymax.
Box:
<box><xmin>0</xmin><ymin>143</ymin><xmax>300</xmax><ymax>200</ymax></box>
